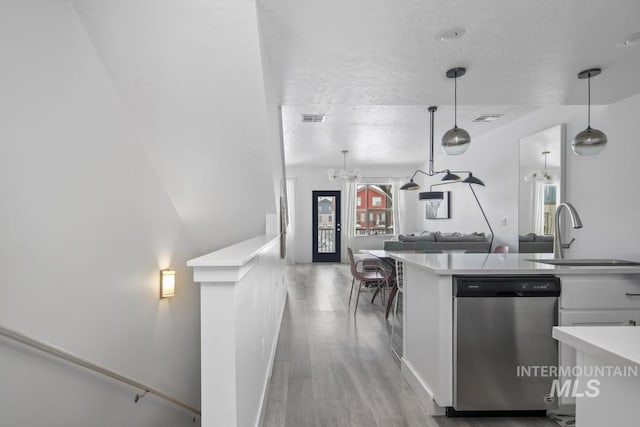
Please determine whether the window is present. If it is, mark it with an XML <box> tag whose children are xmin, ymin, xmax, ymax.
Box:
<box><xmin>543</xmin><ymin>184</ymin><xmax>557</xmax><ymax>235</ymax></box>
<box><xmin>355</xmin><ymin>184</ymin><xmax>394</xmax><ymax>236</ymax></box>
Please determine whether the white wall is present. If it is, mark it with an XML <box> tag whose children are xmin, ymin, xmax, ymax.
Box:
<box><xmin>193</xmin><ymin>237</ymin><xmax>287</xmax><ymax>427</ymax></box>
<box><xmin>565</xmin><ymin>92</ymin><xmax>640</xmax><ymax>259</ymax></box>
<box><xmin>71</xmin><ymin>0</ymin><xmax>281</xmax><ymax>254</ymax></box>
<box><xmin>287</xmin><ymin>166</ymin><xmax>418</xmax><ymax>263</ymax></box>
<box><xmin>0</xmin><ymin>1</ymin><xmax>283</xmax><ymax>425</ymax></box>
<box><xmin>413</xmin><ymin>92</ymin><xmax>640</xmax><ymax>257</ymax></box>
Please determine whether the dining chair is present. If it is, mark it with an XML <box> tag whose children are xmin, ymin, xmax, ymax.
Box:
<box><xmin>383</xmin><ymin>241</ymin><xmax>405</xmax><ymax>251</ymax></box>
<box><xmin>493</xmin><ymin>245</ymin><xmax>510</xmax><ymax>253</ymax></box>
<box><xmin>414</xmin><ymin>241</ymin><xmax>443</xmax><ymax>253</ymax></box>
<box><xmin>347</xmin><ymin>247</ymin><xmax>392</xmax><ymax>315</ymax></box>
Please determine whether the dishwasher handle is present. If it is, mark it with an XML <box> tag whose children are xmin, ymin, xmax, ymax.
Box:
<box><xmin>455</xmin><ymin>275</ymin><xmax>561</xmax><ymax>297</ymax></box>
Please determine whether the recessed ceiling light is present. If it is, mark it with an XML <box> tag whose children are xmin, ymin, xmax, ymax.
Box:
<box><xmin>623</xmin><ymin>32</ymin><xmax>640</xmax><ymax>46</ymax></box>
<box><xmin>473</xmin><ymin>114</ymin><xmax>504</xmax><ymax>123</ymax></box>
<box><xmin>435</xmin><ymin>27</ymin><xmax>466</xmax><ymax>42</ymax></box>
<box><xmin>301</xmin><ymin>114</ymin><xmax>325</xmax><ymax>123</ymax></box>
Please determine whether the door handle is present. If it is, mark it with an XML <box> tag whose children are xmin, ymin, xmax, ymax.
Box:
<box><xmin>625</xmin><ymin>293</ymin><xmax>640</xmax><ymax>297</ymax></box>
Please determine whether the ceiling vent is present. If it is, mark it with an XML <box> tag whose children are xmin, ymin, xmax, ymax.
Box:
<box><xmin>472</xmin><ymin>114</ymin><xmax>504</xmax><ymax>123</ymax></box>
<box><xmin>301</xmin><ymin>114</ymin><xmax>326</xmax><ymax>123</ymax></box>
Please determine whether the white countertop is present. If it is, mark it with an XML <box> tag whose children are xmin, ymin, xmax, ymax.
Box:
<box><xmin>187</xmin><ymin>234</ymin><xmax>280</xmax><ymax>267</ymax></box>
<box><xmin>389</xmin><ymin>253</ymin><xmax>640</xmax><ymax>275</ymax></box>
<box><xmin>553</xmin><ymin>326</ymin><xmax>640</xmax><ymax>367</ymax></box>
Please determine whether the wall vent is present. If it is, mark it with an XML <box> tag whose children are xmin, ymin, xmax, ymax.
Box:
<box><xmin>473</xmin><ymin>114</ymin><xmax>504</xmax><ymax>123</ymax></box>
<box><xmin>302</xmin><ymin>114</ymin><xmax>326</xmax><ymax>123</ymax></box>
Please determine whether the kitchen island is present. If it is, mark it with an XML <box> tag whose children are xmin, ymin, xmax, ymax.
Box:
<box><xmin>388</xmin><ymin>252</ymin><xmax>640</xmax><ymax>415</ymax></box>
<box><xmin>553</xmin><ymin>326</ymin><xmax>640</xmax><ymax>426</ymax></box>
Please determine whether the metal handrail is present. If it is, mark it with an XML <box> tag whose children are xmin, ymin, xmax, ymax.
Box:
<box><xmin>0</xmin><ymin>324</ymin><xmax>200</xmax><ymax>417</ymax></box>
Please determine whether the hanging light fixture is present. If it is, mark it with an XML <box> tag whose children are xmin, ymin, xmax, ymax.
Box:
<box><xmin>327</xmin><ymin>150</ymin><xmax>360</xmax><ymax>181</ymax></box>
<box><xmin>400</xmin><ymin>105</ymin><xmax>493</xmax><ymax>249</ymax></box>
<box><xmin>442</xmin><ymin>67</ymin><xmax>471</xmax><ymax>155</ymax></box>
<box><xmin>572</xmin><ymin>68</ymin><xmax>607</xmax><ymax>156</ymax></box>
<box><xmin>524</xmin><ymin>151</ymin><xmax>558</xmax><ymax>182</ymax></box>
<box><xmin>400</xmin><ymin>106</ymin><xmax>483</xmax><ymax>192</ymax></box>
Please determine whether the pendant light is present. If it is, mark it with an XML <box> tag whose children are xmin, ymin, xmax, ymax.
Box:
<box><xmin>441</xmin><ymin>67</ymin><xmax>471</xmax><ymax>155</ymax></box>
<box><xmin>400</xmin><ymin>106</ymin><xmax>484</xmax><ymax>191</ymax></box>
<box><xmin>524</xmin><ymin>151</ymin><xmax>558</xmax><ymax>182</ymax></box>
<box><xmin>327</xmin><ymin>150</ymin><xmax>360</xmax><ymax>180</ymax></box>
<box><xmin>572</xmin><ymin>68</ymin><xmax>607</xmax><ymax>156</ymax></box>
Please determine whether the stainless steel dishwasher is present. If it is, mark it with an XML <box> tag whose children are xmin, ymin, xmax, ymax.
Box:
<box><xmin>451</xmin><ymin>275</ymin><xmax>561</xmax><ymax>416</ymax></box>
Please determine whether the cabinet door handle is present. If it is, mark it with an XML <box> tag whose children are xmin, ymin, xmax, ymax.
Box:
<box><xmin>625</xmin><ymin>293</ymin><xmax>640</xmax><ymax>297</ymax></box>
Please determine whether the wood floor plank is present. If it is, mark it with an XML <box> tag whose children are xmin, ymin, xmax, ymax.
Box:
<box><xmin>263</xmin><ymin>264</ymin><xmax>559</xmax><ymax>427</ymax></box>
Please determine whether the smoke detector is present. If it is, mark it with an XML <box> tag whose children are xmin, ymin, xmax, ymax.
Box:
<box><xmin>435</xmin><ymin>27</ymin><xmax>466</xmax><ymax>42</ymax></box>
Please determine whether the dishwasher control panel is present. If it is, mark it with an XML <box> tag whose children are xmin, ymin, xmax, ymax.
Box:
<box><xmin>455</xmin><ymin>275</ymin><xmax>561</xmax><ymax>297</ymax></box>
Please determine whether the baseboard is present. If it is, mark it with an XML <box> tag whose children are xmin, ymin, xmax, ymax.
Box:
<box><xmin>401</xmin><ymin>358</ymin><xmax>446</xmax><ymax>416</ymax></box>
<box><xmin>256</xmin><ymin>283</ymin><xmax>288</xmax><ymax>427</ymax></box>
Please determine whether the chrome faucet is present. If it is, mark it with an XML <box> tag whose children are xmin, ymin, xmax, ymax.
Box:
<box><xmin>554</xmin><ymin>203</ymin><xmax>583</xmax><ymax>259</ymax></box>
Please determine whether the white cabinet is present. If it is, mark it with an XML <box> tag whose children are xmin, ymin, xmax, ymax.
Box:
<box><xmin>557</xmin><ymin>274</ymin><xmax>640</xmax><ymax>407</ymax></box>
<box><xmin>560</xmin><ymin>309</ymin><xmax>638</xmax><ymax>327</ymax></box>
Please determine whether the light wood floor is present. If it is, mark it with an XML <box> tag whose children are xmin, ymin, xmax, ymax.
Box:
<box><xmin>262</xmin><ymin>263</ymin><xmax>559</xmax><ymax>427</ymax></box>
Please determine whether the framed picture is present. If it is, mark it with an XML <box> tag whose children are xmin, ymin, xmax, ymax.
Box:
<box><xmin>426</xmin><ymin>191</ymin><xmax>451</xmax><ymax>219</ymax></box>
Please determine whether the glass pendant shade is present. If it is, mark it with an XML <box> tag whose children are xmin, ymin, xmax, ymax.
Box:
<box><xmin>442</xmin><ymin>67</ymin><xmax>470</xmax><ymax>155</ymax></box>
<box><xmin>572</xmin><ymin>127</ymin><xmax>607</xmax><ymax>156</ymax></box>
<box><xmin>442</xmin><ymin>127</ymin><xmax>471</xmax><ymax>155</ymax></box>
<box><xmin>573</xmin><ymin>68</ymin><xmax>607</xmax><ymax>156</ymax></box>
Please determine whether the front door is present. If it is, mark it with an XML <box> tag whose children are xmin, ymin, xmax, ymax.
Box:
<box><xmin>312</xmin><ymin>191</ymin><xmax>341</xmax><ymax>262</ymax></box>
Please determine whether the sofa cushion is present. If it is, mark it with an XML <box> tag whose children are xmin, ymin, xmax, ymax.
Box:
<box><xmin>434</xmin><ymin>232</ymin><xmax>486</xmax><ymax>242</ymax></box>
<box><xmin>519</xmin><ymin>233</ymin><xmax>536</xmax><ymax>242</ymax></box>
<box><xmin>535</xmin><ymin>234</ymin><xmax>554</xmax><ymax>242</ymax></box>
<box><xmin>398</xmin><ymin>232</ymin><xmax>435</xmax><ymax>242</ymax></box>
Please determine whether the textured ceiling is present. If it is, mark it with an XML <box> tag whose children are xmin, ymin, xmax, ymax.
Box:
<box><xmin>282</xmin><ymin>104</ymin><xmax>539</xmax><ymax>167</ymax></box>
<box><xmin>257</xmin><ymin>0</ymin><xmax>640</xmax><ymax>166</ymax></box>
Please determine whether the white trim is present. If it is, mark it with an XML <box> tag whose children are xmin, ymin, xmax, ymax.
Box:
<box><xmin>401</xmin><ymin>358</ymin><xmax>446</xmax><ymax>416</ymax></box>
<box><xmin>256</xmin><ymin>288</ymin><xmax>288</xmax><ymax>427</ymax></box>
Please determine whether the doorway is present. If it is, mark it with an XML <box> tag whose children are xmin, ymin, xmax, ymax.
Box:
<box><xmin>312</xmin><ymin>191</ymin><xmax>341</xmax><ymax>262</ymax></box>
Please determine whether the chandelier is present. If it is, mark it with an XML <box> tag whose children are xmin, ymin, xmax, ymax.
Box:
<box><xmin>328</xmin><ymin>150</ymin><xmax>360</xmax><ymax>181</ymax></box>
<box><xmin>524</xmin><ymin>151</ymin><xmax>558</xmax><ymax>183</ymax></box>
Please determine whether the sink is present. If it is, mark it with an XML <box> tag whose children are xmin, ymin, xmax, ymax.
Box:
<box><xmin>528</xmin><ymin>259</ymin><xmax>640</xmax><ymax>266</ymax></box>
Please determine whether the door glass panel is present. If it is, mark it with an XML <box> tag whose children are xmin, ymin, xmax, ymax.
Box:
<box><xmin>317</xmin><ymin>196</ymin><xmax>336</xmax><ymax>253</ymax></box>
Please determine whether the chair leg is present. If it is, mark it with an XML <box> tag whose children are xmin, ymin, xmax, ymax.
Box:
<box><xmin>348</xmin><ymin>277</ymin><xmax>355</xmax><ymax>307</ymax></box>
<box><xmin>385</xmin><ymin>285</ymin><xmax>398</xmax><ymax>319</ymax></box>
<box><xmin>370</xmin><ymin>285</ymin><xmax>380</xmax><ymax>304</ymax></box>
<box><xmin>354</xmin><ymin>283</ymin><xmax>362</xmax><ymax>315</ymax></box>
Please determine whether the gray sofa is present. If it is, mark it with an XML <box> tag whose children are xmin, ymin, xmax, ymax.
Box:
<box><xmin>518</xmin><ymin>233</ymin><xmax>554</xmax><ymax>253</ymax></box>
<box><xmin>389</xmin><ymin>232</ymin><xmax>491</xmax><ymax>253</ymax></box>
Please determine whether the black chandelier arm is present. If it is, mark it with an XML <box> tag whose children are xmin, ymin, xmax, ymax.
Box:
<box><xmin>410</xmin><ymin>168</ymin><xmax>458</xmax><ymax>180</ymax></box>
<box><xmin>468</xmin><ymin>184</ymin><xmax>494</xmax><ymax>252</ymax></box>
<box><xmin>428</xmin><ymin>181</ymin><xmax>455</xmax><ymax>191</ymax></box>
